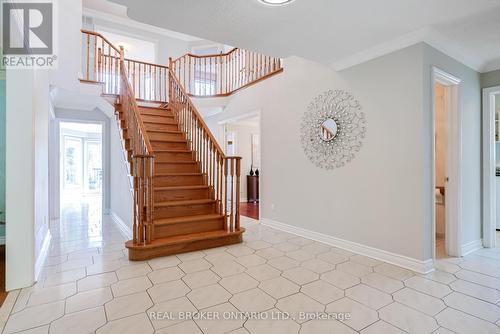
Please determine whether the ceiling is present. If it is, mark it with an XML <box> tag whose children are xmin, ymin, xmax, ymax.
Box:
<box><xmin>106</xmin><ymin>0</ymin><xmax>500</xmax><ymax>72</ymax></box>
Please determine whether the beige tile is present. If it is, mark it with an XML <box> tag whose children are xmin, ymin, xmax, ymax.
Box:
<box><xmin>155</xmin><ymin>320</ymin><xmax>202</xmax><ymax>334</ymax></box>
<box><xmin>148</xmin><ymin>266</ymin><xmax>185</xmax><ymax>284</ymax></box>
<box><xmin>393</xmin><ymin>287</ymin><xmax>446</xmax><ymax>316</ymax></box>
<box><xmin>455</xmin><ymin>269</ymin><xmax>500</xmax><ymax>289</ymax></box>
<box><xmin>177</xmin><ymin>251</ymin><xmax>205</xmax><ymax>262</ymax></box>
<box><xmin>148</xmin><ymin>280</ymin><xmax>191</xmax><ymax>303</ymax></box>
<box><xmin>105</xmin><ymin>292</ymin><xmax>153</xmax><ymax>321</ymax></box>
<box><xmin>116</xmin><ymin>263</ymin><xmax>152</xmax><ymax>280</ymax></box>
<box><xmin>345</xmin><ymin>284</ymin><xmax>392</xmax><ymax>310</ymax></box>
<box><xmin>379</xmin><ymin>302</ymin><xmax>438</xmax><ymax>333</ymax></box>
<box><xmin>220</xmin><ymin>273</ymin><xmax>259</xmax><ymax>293</ymax></box>
<box><xmin>148</xmin><ymin>297</ymin><xmax>198</xmax><ymax>329</ymax></box>
<box><xmin>337</xmin><ymin>261</ymin><xmax>373</xmax><ymax>277</ymax></box>
<box><xmin>276</xmin><ymin>293</ymin><xmax>324</xmax><ymax>324</ymax></box>
<box><xmin>236</xmin><ymin>254</ymin><xmax>267</xmax><ymax>268</ymax></box>
<box><xmin>245</xmin><ymin>264</ymin><xmax>281</xmax><ymax>281</ymax></box>
<box><xmin>179</xmin><ymin>258</ymin><xmax>212</xmax><ymax>273</ymax></box>
<box><xmin>300</xmin><ymin>318</ymin><xmax>357</xmax><ymax>334</ymax></box>
<box><xmin>282</xmin><ymin>267</ymin><xmax>319</xmax><ymax>285</ymax></box>
<box><xmin>246</xmin><ymin>240</ymin><xmax>272</xmax><ymax>250</ymax></box>
<box><xmin>300</xmin><ymin>259</ymin><xmax>335</xmax><ymax>274</ymax></box>
<box><xmin>361</xmin><ymin>273</ymin><xmax>404</xmax><ymax>294</ymax></box>
<box><xmin>434</xmin><ymin>260</ymin><xmax>461</xmax><ymax>274</ymax></box>
<box><xmin>230</xmin><ymin>288</ymin><xmax>276</xmax><ymax>312</ymax></box>
<box><xmin>13</xmin><ymin>325</ymin><xmax>49</xmax><ymax>334</ymax></box>
<box><xmin>187</xmin><ymin>284</ymin><xmax>231</xmax><ymax>309</ymax></box>
<box><xmin>267</xmin><ymin>256</ymin><xmax>299</xmax><ymax>271</ymax></box>
<box><xmin>286</xmin><ymin>250</ymin><xmax>314</xmax><ymax>262</ymax></box>
<box><xmin>273</xmin><ymin>242</ymin><xmax>301</xmax><ymax>253</ymax></box>
<box><xmin>111</xmin><ymin>276</ymin><xmax>152</xmax><ymax>297</ymax></box>
<box><xmin>360</xmin><ymin>321</ymin><xmax>406</xmax><ymax>334</ymax></box>
<box><xmin>444</xmin><ymin>292</ymin><xmax>500</xmax><ymax>322</ymax></box>
<box><xmin>226</xmin><ymin>245</ymin><xmax>255</xmax><ymax>257</ymax></box>
<box><xmin>204</xmin><ymin>252</ymin><xmax>236</xmax><ymax>265</ymax></box>
<box><xmin>349</xmin><ymin>255</ymin><xmax>383</xmax><ymax>267</ymax></box>
<box><xmin>259</xmin><ymin>277</ymin><xmax>300</xmax><ymax>299</ymax></box>
<box><xmin>432</xmin><ymin>327</ymin><xmax>456</xmax><ymax>334</ymax></box>
<box><xmin>27</xmin><ymin>283</ymin><xmax>76</xmax><ymax>307</ymax></box>
<box><xmin>86</xmin><ymin>260</ymin><xmax>123</xmax><ymax>276</ymax></box>
<box><xmin>404</xmin><ymin>276</ymin><xmax>452</xmax><ymax>298</ymax></box>
<box><xmin>317</xmin><ymin>251</ymin><xmax>349</xmax><ymax>265</ymax></box>
<box><xmin>288</xmin><ymin>237</ymin><xmax>314</xmax><ymax>246</ymax></box>
<box><xmin>255</xmin><ymin>247</ymin><xmax>285</xmax><ymax>259</ymax></box>
<box><xmin>419</xmin><ymin>270</ymin><xmax>457</xmax><ymax>284</ymax></box>
<box><xmin>195</xmin><ymin>302</ymin><xmax>245</xmax><ymax>334</ymax></box>
<box><xmin>374</xmin><ymin>263</ymin><xmax>414</xmax><ymax>280</ymax></box>
<box><xmin>96</xmin><ymin>312</ymin><xmax>154</xmax><ymax>334</ymax></box>
<box><xmin>43</xmin><ymin>268</ymin><xmax>86</xmax><ymax>287</ymax></box>
<box><xmin>449</xmin><ymin>279</ymin><xmax>500</xmax><ymax>303</ymax></box>
<box><xmin>326</xmin><ymin>297</ymin><xmax>378</xmax><ymax>331</ymax></box>
<box><xmin>148</xmin><ymin>255</ymin><xmax>181</xmax><ymax>270</ymax></box>
<box><xmin>301</xmin><ymin>280</ymin><xmax>344</xmax><ymax>305</ymax></box>
<box><xmin>65</xmin><ymin>287</ymin><xmax>113</xmax><ymax>313</ymax></box>
<box><xmin>211</xmin><ymin>261</ymin><xmax>246</xmax><ymax>277</ymax></box>
<box><xmin>321</xmin><ymin>270</ymin><xmax>360</xmax><ymax>289</ymax></box>
<box><xmin>182</xmin><ymin>270</ymin><xmax>220</xmax><ymax>289</ymax></box>
<box><xmin>50</xmin><ymin>306</ymin><xmax>106</xmax><ymax>334</ymax></box>
<box><xmin>244</xmin><ymin>308</ymin><xmax>300</xmax><ymax>334</ymax></box>
<box><xmin>3</xmin><ymin>301</ymin><xmax>65</xmax><ymax>334</ymax></box>
<box><xmin>436</xmin><ymin>307</ymin><xmax>500</xmax><ymax>334</ymax></box>
<box><xmin>301</xmin><ymin>243</ymin><xmax>330</xmax><ymax>255</ymax></box>
<box><xmin>77</xmin><ymin>272</ymin><xmax>117</xmax><ymax>292</ymax></box>
<box><xmin>226</xmin><ymin>328</ymin><xmax>250</xmax><ymax>334</ymax></box>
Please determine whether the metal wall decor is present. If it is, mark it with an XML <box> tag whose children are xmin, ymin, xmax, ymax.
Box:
<box><xmin>300</xmin><ymin>90</ymin><xmax>366</xmax><ymax>169</ymax></box>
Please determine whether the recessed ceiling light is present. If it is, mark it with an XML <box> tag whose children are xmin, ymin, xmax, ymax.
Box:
<box><xmin>258</xmin><ymin>0</ymin><xmax>295</xmax><ymax>6</ymax></box>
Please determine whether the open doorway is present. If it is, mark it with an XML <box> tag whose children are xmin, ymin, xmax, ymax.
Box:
<box><xmin>432</xmin><ymin>67</ymin><xmax>462</xmax><ymax>259</ymax></box>
<box><xmin>220</xmin><ymin>113</ymin><xmax>261</xmax><ymax>220</ymax></box>
<box><xmin>59</xmin><ymin>122</ymin><xmax>103</xmax><ymax>218</ymax></box>
<box><xmin>483</xmin><ymin>87</ymin><xmax>500</xmax><ymax>248</ymax></box>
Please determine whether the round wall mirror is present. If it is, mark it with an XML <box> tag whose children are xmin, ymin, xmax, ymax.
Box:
<box><xmin>320</xmin><ymin>118</ymin><xmax>338</xmax><ymax>141</ymax></box>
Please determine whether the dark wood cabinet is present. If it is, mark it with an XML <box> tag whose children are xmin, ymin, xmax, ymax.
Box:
<box><xmin>247</xmin><ymin>175</ymin><xmax>259</xmax><ymax>203</ymax></box>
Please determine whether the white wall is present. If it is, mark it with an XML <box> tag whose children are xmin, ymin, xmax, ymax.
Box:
<box><xmin>208</xmin><ymin>45</ymin><xmax>428</xmax><ymax>262</ymax></box>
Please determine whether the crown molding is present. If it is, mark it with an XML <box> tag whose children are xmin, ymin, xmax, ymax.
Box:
<box><xmin>82</xmin><ymin>7</ymin><xmax>201</xmax><ymax>42</ymax></box>
<box><xmin>332</xmin><ymin>26</ymin><xmax>497</xmax><ymax>73</ymax></box>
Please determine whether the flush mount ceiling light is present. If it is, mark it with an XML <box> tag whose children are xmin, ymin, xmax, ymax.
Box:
<box><xmin>258</xmin><ymin>0</ymin><xmax>295</xmax><ymax>6</ymax></box>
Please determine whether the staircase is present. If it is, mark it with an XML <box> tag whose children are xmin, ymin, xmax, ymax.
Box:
<box><xmin>80</xmin><ymin>30</ymin><xmax>283</xmax><ymax>260</ymax></box>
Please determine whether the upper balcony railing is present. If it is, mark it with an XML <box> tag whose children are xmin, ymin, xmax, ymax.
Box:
<box><xmin>170</xmin><ymin>48</ymin><xmax>283</xmax><ymax>97</ymax></box>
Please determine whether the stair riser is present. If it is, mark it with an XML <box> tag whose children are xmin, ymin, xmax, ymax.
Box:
<box><xmin>141</xmin><ymin>114</ymin><xmax>176</xmax><ymax>124</ymax></box>
<box><xmin>154</xmin><ymin>202</ymin><xmax>216</xmax><ymax>219</ymax></box>
<box><xmin>126</xmin><ymin>233</ymin><xmax>243</xmax><ymax>261</ymax></box>
<box><xmin>155</xmin><ymin>151</ymin><xmax>194</xmax><ymax>162</ymax></box>
<box><xmin>148</xmin><ymin>132</ymin><xmax>185</xmax><ymax>141</ymax></box>
<box><xmin>154</xmin><ymin>218</ymin><xmax>224</xmax><ymax>238</ymax></box>
<box><xmin>152</xmin><ymin>141</ymin><xmax>188</xmax><ymax>150</ymax></box>
<box><xmin>155</xmin><ymin>175</ymin><xmax>205</xmax><ymax>187</ymax></box>
<box><xmin>155</xmin><ymin>188</ymin><xmax>211</xmax><ymax>201</ymax></box>
<box><xmin>144</xmin><ymin>123</ymin><xmax>179</xmax><ymax>132</ymax></box>
<box><xmin>139</xmin><ymin>109</ymin><xmax>174</xmax><ymax>117</ymax></box>
<box><xmin>155</xmin><ymin>163</ymin><xmax>199</xmax><ymax>173</ymax></box>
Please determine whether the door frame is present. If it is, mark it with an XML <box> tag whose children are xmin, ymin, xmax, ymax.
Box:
<box><xmin>431</xmin><ymin>67</ymin><xmax>462</xmax><ymax>258</ymax></box>
<box><xmin>482</xmin><ymin>86</ymin><xmax>500</xmax><ymax>248</ymax></box>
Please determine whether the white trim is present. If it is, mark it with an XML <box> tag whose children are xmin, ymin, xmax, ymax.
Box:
<box><xmin>0</xmin><ymin>236</ymin><xmax>4</xmax><ymax>245</ymax></box>
<box><xmin>34</xmin><ymin>230</ymin><xmax>52</xmax><ymax>282</ymax></box>
<box><xmin>431</xmin><ymin>67</ymin><xmax>462</xmax><ymax>258</ymax></box>
<box><xmin>82</xmin><ymin>8</ymin><xmax>200</xmax><ymax>42</ymax></box>
<box><xmin>261</xmin><ymin>218</ymin><xmax>434</xmax><ymax>274</ymax></box>
<box><xmin>482</xmin><ymin>86</ymin><xmax>500</xmax><ymax>248</ymax></box>
<box><xmin>461</xmin><ymin>239</ymin><xmax>483</xmax><ymax>256</ymax></box>
<box><xmin>110</xmin><ymin>212</ymin><xmax>133</xmax><ymax>239</ymax></box>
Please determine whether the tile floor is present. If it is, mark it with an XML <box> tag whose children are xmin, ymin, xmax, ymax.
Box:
<box><xmin>2</xmin><ymin>198</ymin><xmax>500</xmax><ymax>334</ymax></box>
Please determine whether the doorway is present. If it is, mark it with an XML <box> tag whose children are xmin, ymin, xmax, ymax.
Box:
<box><xmin>219</xmin><ymin>113</ymin><xmax>261</xmax><ymax>220</ymax></box>
<box><xmin>482</xmin><ymin>87</ymin><xmax>500</xmax><ymax>248</ymax></box>
<box><xmin>59</xmin><ymin>122</ymin><xmax>103</xmax><ymax>216</ymax></box>
<box><xmin>432</xmin><ymin>67</ymin><xmax>462</xmax><ymax>259</ymax></box>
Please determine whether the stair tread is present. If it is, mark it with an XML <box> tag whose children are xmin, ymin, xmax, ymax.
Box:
<box><xmin>155</xmin><ymin>199</ymin><xmax>215</xmax><ymax>207</ymax></box>
<box><xmin>155</xmin><ymin>172</ymin><xmax>203</xmax><ymax>176</ymax></box>
<box><xmin>156</xmin><ymin>161</ymin><xmax>197</xmax><ymax>164</ymax></box>
<box><xmin>126</xmin><ymin>229</ymin><xmax>244</xmax><ymax>249</ymax></box>
<box><xmin>156</xmin><ymin>185</ymin><xmax>209</xmax><ymax>190</ymax></box>
<box><xmin>151</xmin><ymin>139</ymin><xmax>187</xmax><ymax>143</ymax></box>
<box><xmin>154</xmin><ymin>149</ymin><xmax>192</xmax><ymax>153</ymax></box>
<box><xmin>155</xmin><ymin>214</ymin><xmax>223</xmax><ymax>226</ymax></box>
<box><xmin>147</xmin><ymin>129</ymin><xmax>183</xmax><ymax>133</ymax></box>
<box><xmin>138</xmin><ymin>105</ymin><xmax>170</xmax><ymax>110</ymax></box>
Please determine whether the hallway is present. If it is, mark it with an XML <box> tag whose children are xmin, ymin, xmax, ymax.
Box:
<box><xmin>1</xmin><ymin>201</ymin><xmax>500</xmax><ymax>333</ymax></box>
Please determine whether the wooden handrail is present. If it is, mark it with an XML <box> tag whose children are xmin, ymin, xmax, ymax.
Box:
<box><xmin>81</xmin><ymin>29</ymin><xmax>120</xmax><ymax>53</ymax></box>
<box><xmin>170</xmin><ymin>46</ymin><xmax>283</xmax><ymax>97</ymax></box>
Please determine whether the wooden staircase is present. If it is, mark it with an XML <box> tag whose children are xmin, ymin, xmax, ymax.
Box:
<box><xmin>80</xmin><ymin>30</ymin><xmax>283</xmax><ymax>260</ymax></box>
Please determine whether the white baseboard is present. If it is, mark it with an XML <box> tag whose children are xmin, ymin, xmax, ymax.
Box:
<box><xmin>110</xmin><ymin>211</ymin><xmax>133</xmax><ymax>239</ymax></box>
<box><xmin>34</xmin><ymin>230</ymin><xmax>52</xmax><ymax>281</ymax></box>
<box><xmin>462</xmin><ymin>239</ymin><xmax>483</xmax><ymax>256</ymax></box>
<box><xmin>261</xmin><ymin>218</ymin><xmax>434</xmax><ymax>274</ymax></box>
